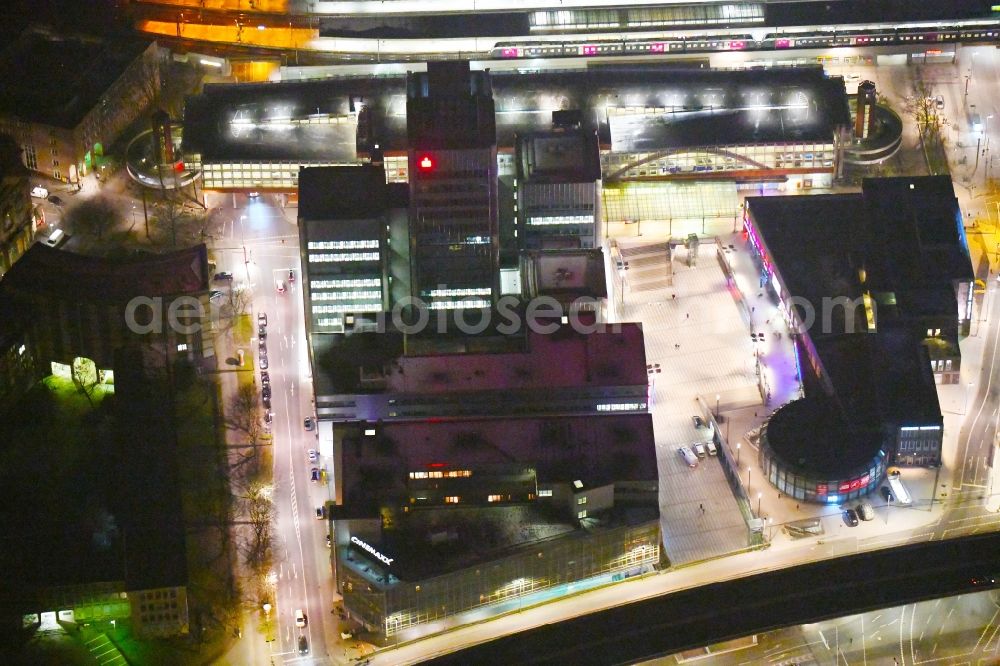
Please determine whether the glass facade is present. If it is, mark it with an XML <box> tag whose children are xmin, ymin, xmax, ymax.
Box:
<box><xmin>340</xmin><ymin>520</ymin><xmax>661</xmax><ymax>639</ymax></box>
<box><xmin>759</xmin><ymin>424</ymin><xmax>887</xmax><ymax>504</ymax></box>
<box><xmin>602</xmin><ymin>141</ymin><xmax>835</xmax><ymax>179</ymax></box>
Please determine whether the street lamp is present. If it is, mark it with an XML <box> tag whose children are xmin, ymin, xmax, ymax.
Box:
<box><xmin>715</xmin><ymin>393</ymin><xmax>720</xmax><ymax>421</ymax></box>
<box><xmin>736</xmin><ymin>441</ymin><xmax>741</xmax><ymax>466</ymax></box>
<box><xmin>747</xmin><ymin>466</ymin><xmax>752</xmax><ymax>493</ymax></box>
<box><xmin>757</xmin><ymin>491</ymin><xmax>762</xmax><ymax>517</ymax></box>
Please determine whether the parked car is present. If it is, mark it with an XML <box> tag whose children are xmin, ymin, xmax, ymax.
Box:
<box><xmin>842</xmin><ymin>508</ymin><xmax>859</xmax><ymax>527</ymax></box>
<box><xmin>260</xmin><ymin>370</ymin><xmax>269</xmax><ymax>384</ymax></box>
<box><xmin>295</xmin><ymin>609</ymin><xmax>307</xmax><ymax>628</ymax></box>
<box><xmin>315</xmin><ymin>505</ymin><xmax>326</xmax><ymax>520</ymax></box>
<box><xmin>304</xmin><ymin>417</ymin><xmax>314</xmax><ymax>431</ymax></box>
<box><xmin>258</xmin><ymin>326</ymin><xmax>266</xmax><ymax>340</ymax></box>
<box><xmin>693</xmin><ymin>442</ymin><xmax>707</xmax><ymax>458</ymax></box>
<box><xmin>935</xmin><ymin>95</ymin><xmax>945</xmax><ymax>110</ymax></box>
<box><xmin>298</xmin><ymin>635</ymin><xmax>309</xmax><ymax>655</ymax></box>
<box><xmin>705</xmin><ymin>441</ymin><xmax>718</xmax><ymax>456</ymax></box>
<box><xmin>262</xmin><ymin>396</ymin><xmax>271</xmax><ymax>409</ymax></box>
<box><xmin>275</xmin><ymin>279</ymin><xmax>286</xmax><ymax>293</ymax></box>
<box><xmin>880</xmin><ymin>486</ymin><xmax>894</xmax><ymax>502</ymax></box>
<box><xmin>213</xmin><ymin>271</ymin><xmax>234</xmax><ymax>281</ymax></box>
<box><xmin>678</xmin><ymin>446</ymin><xmax>698</xmax><ymax>468</ymax></box>
<box><xmin>46</xmin><ymin>194</ymin><xmax>63</xmax><ymax>206</ymax></box>
<box><xmin>209</xmin><ymin>290</ymin><xmax>225</xmax><ymax>302</ymax></box>
<box><xmin>44</xmin><ymin>228</ymin><xmax>66</xmax><ymax>247</ymax></box>
<box><xmin>310</xmin><ymin>467</ymin><xmax>320</xmax><ymax>482</ymax></box>
<box><xmin>288</xmin><ymin>269</ymin><xmax>295</xmax><ymax>282</ymax></box>
<box><xmin>258</xmin><ymin>339</ymin><xmax>266</xmax><ymax>352</ymax></box>
<box><xmin>308</xmin><ymin>449</ymin><xmax>319</xmax><ymax>463</ymax></box>
<box><xmin>30</xmin><ymin>185</ymin><xmax>48</xmax><ymax>199</ymax></box>
<box><xmin>264</xmin><ymin>411</ymin><xmax>273</xmax><ymax>424</ymax></box>
<box><xmin>259</xmin><ymin>354</ymin><xmax>268</xmax><ymax>370</ymax></box>
<box><xmin>262</xmin><ymin>385</ymin><xmax>271</xmax><ymax>399</ymax></box>
<box><xmin>258</xmin><ymin>312</ymin><xmax>267</xmax><ymax>327</ymax></box>
<box><xmin>692</xmin><ymin>415</ymin><xmax>705</xmax><ymax>429</ymax></box>
<box><xmin>326</xmin><ymin>534</ymin><xmax>332</xmax><ymax>548</ymax></box>
<box><xmin>856</xmin><ymin>501</ymin><xmax>874</xmax><ymax>521</ymax></box>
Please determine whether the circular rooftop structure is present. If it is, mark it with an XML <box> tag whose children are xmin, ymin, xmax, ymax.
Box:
<box><xmin>759</xmin><ymin>397</ymin><xmax>887</xmax><ymax>504</ymax></box>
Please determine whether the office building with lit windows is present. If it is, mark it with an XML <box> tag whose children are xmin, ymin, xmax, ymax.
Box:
<box><xmin>406</xmin><ymin>61</ymin><xmax>500</xmax><ymax>309</ymax></box>
<box><xmin>515</xmin><ymin>128</ymin><xmax>602</xmax><ymax>251</ymax></box>
<box><xmin>298</xmin><ymin>165</ymin><xmax>410</xmax><ymax>335</ymax></box>
<box><xmin>329</xmin><ymin>413</ymin><xmax>660</xmax><ymax>642</ymax></box>
<box><xmin>743</xmin><ymin>176</ymin><xmax>972</xmax><ymax>500</ymax></box>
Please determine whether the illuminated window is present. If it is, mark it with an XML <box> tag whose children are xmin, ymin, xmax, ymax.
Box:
<box><xmin>487</xmin><ymin>495</ymin><xmax>503</xmax><ymax>502</ymax></box>
<box><xmin>538</xmin><ymin>489</ymin><xmax>553</xmax><ymax>497</ymax></box>
<box><xmin>444</xmin><ymin>496</ymin><xmax>460</xmax><ymax>504</ymax></box>
<box><xmin>577</xmin><ymin>496</ymin><xmax>587</xmax><ymax>505</ymax></box>
<box><xmin>577</xmin><ymin>510</ymin><xmax>587</xmax><ymax>519</ymax></box>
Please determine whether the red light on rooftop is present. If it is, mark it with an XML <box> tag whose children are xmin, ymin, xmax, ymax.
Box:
<box><xmin>173</xmin><ymin>161</ymin><xmax>185</xmax><ymax>173</ymax></box>
<box><xmin>428</xmin><ymin>462</ymin><xmax>446</xmax><ymax>468</ymax></box>
<box><xmin>418</xmin><ymin>155</ymin><xmax>434</xmax><ymax>171</ymax></box>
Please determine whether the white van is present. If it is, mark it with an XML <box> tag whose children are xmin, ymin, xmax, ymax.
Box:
<box><xmin>45</xmin><ymin>228</ymin><xmax>65</xmax><ymax>247</ymax></box>
<box><xmin>678</xmin><ymin>446</ymin><xmax>699</xmax><ymax>468</ymax></box>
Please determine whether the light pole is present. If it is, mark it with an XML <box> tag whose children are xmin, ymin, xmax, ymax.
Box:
<box><xmin>736</xmin><ymin>441</ymin><xmax>741</xmax><ymax>466</ymax></box>
<box><xmin>715</xmin><ymin>393</ymin><xmax>720</xmax><ymax>421</ymax></box>
<box><xmin>757</xmin><ymin>491</ymin><xmax>762</xmax><ymax>517</ymax></box>
<box><xmin>965</xmin><ymin>381</ymin><xmax>973</xmax><ymax>415</ymax></box>
<box><xmin>747</xmin><ymin>466</ymin><xmax>752</xmax><ymax>494</ymax></box>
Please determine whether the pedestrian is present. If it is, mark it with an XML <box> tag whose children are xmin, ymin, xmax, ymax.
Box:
<box><xmin>672</xmin><ymin>294</ymin><xmax>676</xmax><ymax>300</ymax></box>
<box><xmin>699</xmin><ymin>503</ymin><xmax>704</xmax><ymax>513</ymax></box>
<box><xmin>674</xmin><ymin>343</ymin><xmax>680</xmax><ymax>349</ymax></box>
<box><xmin>796</xmin><ymin>503</ymin><xmax>799</xmax><ymax>510</ymax></box>
<box><xmin>754</xmin><ymin>411</ymin><xmax>757</xmax><ymax>417</ymax></box>
<box><xmin>766</xmin><ymin>319</ymin><xmax>770</xmax><ymax>325</ymax></box>
<box><xmin>752</xmin><ymin>306</ymin><xmax>755</xmax><ymax>313</ymax></box>
<box><xmin>686</xmin><ymin>313</ymin><xmax>689</xmax><ymax>319</ymax></box>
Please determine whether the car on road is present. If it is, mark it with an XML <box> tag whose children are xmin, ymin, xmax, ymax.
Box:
<box><xmin>260</xmin><ymin>370</ymin><xmax>269</xmax><ymax>384</ymax></box>
<box><xmin>264</xmin><ymin>411</ymin><xmax>273</xmax><ymax>425</ymax></box>
<box><xmin>310</xmin><ymin>467</ymin><xmax>320</xmax><ymax>482</ymax></box>
<box><xmin>262</xmin><ymin>396</ymin><xmax>271</xmax><ymax>409</ymax></box>
<box><xmin>304</xmin><ymin>417</ymin><xmax>314</xmax><ymax>431</ymax></box>
<box><xmin>308</xmin><ymin>449</ymin><xmax>319</xmax><ymax>463</ymax></box>
<box><xmin>856</xmin><ymin>501</ymin><xmax>874</xmax><ymax>521</ymax></box>
<box><xmin>30</xmin><ymin>185</ymin><xmax>48</xmax><ymax>199</ymax></box>
<box><xmin>275</xmin><ymin>279</ymin><xmax>286</xmax><ymax>293</ymax></box>
<box><xmin>262</xmin><ymin>385</ymin><xmax>271</xmax><ymax>399</ymax></box>
<box><xmin>693</xmin><ymin>442</ymin><xmax>707</xmax><ymax>458</ymax></box>
<box><xmin>47</xmin><ymin>194</ymin><xmax>64</xmax><ymax>206</ymax></box>
<box><xmin>210</xmin><ymin>290</ymin><xmax>224</xmax><ymax>302</ymax></box>
<box><xmin>842</xmin><ymin>508</ymin><xmax>859</xmax><ymax>527</ymax></box>
<box><xmin>692</xmin><ymin>415</ymin><xmax>705</xmax><ymax>429</ymax></box>
<box><xmin>258</xmin><ymin>339</ymin><xmax>266</xmax><ymax>352</ymax></box>
<box><xmin>295</xmin><ymin>609</ymin><xmax>307</xmax><ymax>628</ymax></box>
<box><xmin>288</xmin><ymin>269</ymin><xmax>295</xmax><ymax>282</ymax></box>
<box><xmin>705</xmin><ymin>441</ymin><xmax>718</xmax><ymax>456</ymax></box>
<box><xmin>298</xmin><ymin>635</ymin><xmax>309</xmax><ymax>655</ymax></box>
<box><xmin>259</xmin><ymin>354</ymin><xmax>268</xmax><ymax>370</ymax></box>
<box><xmin>213</xmin><ymin>271</ymin><xmax>233</xmax><ymax>281</ymax></box>
<box><xmin>971</xmin><ymin>575</ymin><xmax>997</xmax><ymax>586</ymax></box>
<box><xmin>258</xmin><ymin>312</ymin><xmax>267</xmax><ymax>327</ymax></box>
<box><xmin>935</xmin><ymin>95</ymin><xmax>945</xmax><ymax>110</ymax></box>
<box><xmin>258</xmin><ymin>326</ymin><xmax>266</xmax><ymax>340</ymax></box>
<box><xmin>316</xmin><ymin>505</ymin><xmax>326</xmax><ymax>520</ymax></box>
<box><xmin>326</xmin><ymin>534</ymin><xmax>332</xmax><ymax>548</ymax></box>
<box><xmin>340</xmin><ymin>630</ymin><xmax>353</xmax><ymax>640</ymax></box>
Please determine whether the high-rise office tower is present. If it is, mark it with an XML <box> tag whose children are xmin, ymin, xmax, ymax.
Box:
<box><xmin>406</xmin><ymin>61</ymin><xmax>499</xmax><ymax>309</ymax></box>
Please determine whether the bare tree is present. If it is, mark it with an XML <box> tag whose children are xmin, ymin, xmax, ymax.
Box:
<box><xmin>71</xmin><ymin>357</ymin><xmax>99</xmax><ymax>407</ymax></box>
<box><xmin>67</xmin><ymin>196</ymin><xmax>121</xmax><ymax>241</ymax></box>
<box><xmin>228</xmin><ymin>283</ymin><xmax>253</xmax><ymax>317</ymax></box>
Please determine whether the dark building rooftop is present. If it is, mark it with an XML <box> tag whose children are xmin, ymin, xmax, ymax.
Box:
<box><xmin>0</xmin><ymin>26</ymin><xmax>153</xmax><ymax>129</ymax></box>
<box><xmin>298</xmin><ymin>165</ymin><xmax>393</xmax><ymax>220</ymax></box>
<box><xmin>183</xmin><ymin>79</ymin><xmax>359</xmax><ymax>162</ymax></box>
<box><xmin>183</xmin><ymin>64</ymin><xmax>850</xmax><ymax>161</ymax></box>
<box><xmin>606</xmin><ymin>65</ymin><xmax>851</xmax><ymax>152</ymax></box>
<box><xmin>406</xmin><ymin>61</ymin><xmax>497</xmax><ymax>150</ymax></box>
<box><xmin>515</xmin><ymin>130</ymin><xmax>601</xmax><ymax>183</ymax></box>
<box><xmin>0</xmin><ymin>243</ymin><xmax>208</xmax><ymax>304</ymax></box>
